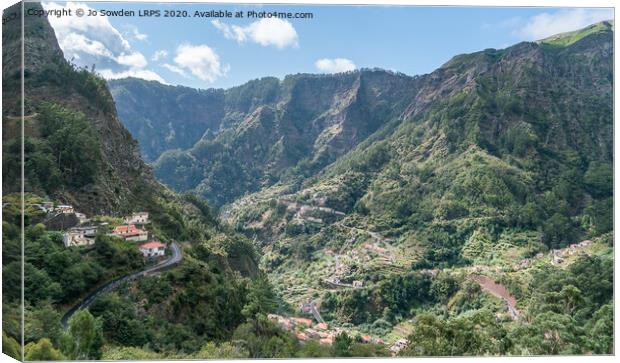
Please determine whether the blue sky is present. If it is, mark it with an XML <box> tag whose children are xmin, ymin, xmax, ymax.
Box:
<box><xmin>41</xmin><ymin>2</ymin><xmax>613</xmax><ymax>89</ymax></box>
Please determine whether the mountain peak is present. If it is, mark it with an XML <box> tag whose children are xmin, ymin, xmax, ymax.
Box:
<box><xmin>538</xmin><ymin>20</ymin><xmax>613</xmax><ymax>47</ymax></box>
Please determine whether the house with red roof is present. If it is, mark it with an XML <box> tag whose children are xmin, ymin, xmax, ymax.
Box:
<box><xmin>111</xmin><ymin>224</ymin><xmax>148</xmax><ymax>242</ymax></box>
<box><xmin>139</xmin><ymin>241</ymin><xmax>166</xmax><ymax>257</ymax></box>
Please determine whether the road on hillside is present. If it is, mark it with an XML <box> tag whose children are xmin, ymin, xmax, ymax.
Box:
<box><xmin>61</xmin><ymin>242</ymin><xmax>182</xmax><ymax>326</ymax></box>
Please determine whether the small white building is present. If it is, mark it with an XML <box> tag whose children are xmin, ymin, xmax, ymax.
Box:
<box><xmin>55</xmin><ymin>205</ymin><xmax>74</xmax><ymax>214</ymax></box>
<box><xmin>124</xmin><ymin>212</ymin><xmax>149</xmax><ymax>225</ymax></box>
<box><xmin>75</xmin><ymin>212</ymin><xmax>90</xmax><ymax>224</ymax></box>
<box><xmin>42</xmin><ymin>201</ymin><xmax>54</xmax><ymax>212</ymax></box>
<box><xmin>390</xmin><ymin>339</ymin><xmax>409</xmax><ymax>355</ymax></box>
<box><xmin>139</xmin><ymin>241</ymin><xmax>166</xmax><ymax>257</ymax></box>
<box><xmin>63</xmin><ymin>226</ymin><xmax>97</xmax><ymax>247</ymax></box>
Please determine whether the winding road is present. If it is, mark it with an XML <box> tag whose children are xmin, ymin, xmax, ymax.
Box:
<box><xmin>61</xmin><ymin>242</ymin><xmax>182</xmax><ymax>327</ymax></box>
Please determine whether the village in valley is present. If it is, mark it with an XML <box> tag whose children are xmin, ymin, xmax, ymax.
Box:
<box><xmin>3</xmin><ymin>193</ymin><xmax>604</xmax><ymax>356</ymax></box>
<box><xmin>22</xmin><ymin>200</ymin><xmax>167</xmax><ymax>259</ymax></box>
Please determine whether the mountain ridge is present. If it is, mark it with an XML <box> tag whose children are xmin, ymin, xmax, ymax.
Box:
<box><xmin>110</xmin><ymin>20</ymin><xmax>612</xmax><ymax>210</ymax></box>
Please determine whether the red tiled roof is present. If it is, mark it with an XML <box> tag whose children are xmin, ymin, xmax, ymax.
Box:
<box><xmin>140</xmin><ymin>241</ymin><xmax>166</xmax><ymax>249</ymax></box>
<box><xmin>113</xmin><ymin>224</ymin><xmax>147</xmax><ymax>236</ymax></box>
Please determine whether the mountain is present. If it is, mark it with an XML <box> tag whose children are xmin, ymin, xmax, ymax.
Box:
<box><xmin>109</xmin><ymin>70</ymin><xmax>415</xmax><ymax>206</ymax></box>
<box><xmin>3</xmin><ymin>1</ymin><xmax>153</xmax><ymax>216</ymax></box>
<box><xmin>4</xmin><ymin>3</ymin><xmax>613</xmax><ymax>357</ymax></box>
<box><xmin>108</xmin><ymin>79</ymin><xmax>226</xmax><ymax>162</ymax></box>
<box><xmin>2</xmin><ymin>3</ymin><xmax>276</xmax><ymax>361</ymax></box>
<box><xmin>110</xmin><ymin>23</ymin><xmax>613</xmax><ymax>215</ymax></box>
<box><xmin>112</xmin><ymin>19</ymin><xmax>613</xmax><ymax>325</ymax></box>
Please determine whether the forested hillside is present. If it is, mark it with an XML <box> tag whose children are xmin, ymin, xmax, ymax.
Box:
<box><xmin>123</xmin><ymin>20</ymin><xmax>613</xmax><ymax>356</ymax></box>
<box><xmin>2</xmin><ymin>2</ymin><xmax>290</xmax><ymax>361</ymax></box>
<box><xmin>2</xmin><ymin>2</ymin><xmax>613</xmax><ymax>358</ymax></box>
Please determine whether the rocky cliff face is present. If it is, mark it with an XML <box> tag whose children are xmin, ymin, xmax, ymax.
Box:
<box><xmin>3</xmin><ymin>2</ymin><xmax>156</xmax><ymax>215</ymax></box>
<box><xmin>108</xmin><ymin>79</ymin><xmax>227</xmax><ymax>162</ymax></box>
<box><xmin>111</xmin><ymin>69</ymin><xmax>418</xmax><ymax>206</ymax></box>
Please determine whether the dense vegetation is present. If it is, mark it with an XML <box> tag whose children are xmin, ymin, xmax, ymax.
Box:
<box><xmin>216</xmin><ymin>19</ymin><xmax>613</xmax><ymax>357</ymax></box>
<box><xmin>399</xmin><ymin>250</ymin><xmax>614</xmax><ymax>356</ymax></box>
<box><xmin>2</xmin><ymin>4</ymin><xmax>613</xmax><ymax>358</ymax></box>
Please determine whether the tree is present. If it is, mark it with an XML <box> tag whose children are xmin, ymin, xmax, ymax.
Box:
<box><xmin>194</xmin><ymin>342</ymin><xmax>248</xmax><ymax>359</ymax></box>
<box><xmin>241</xmin><ymin>272</ymin><xmax>277</xmax><ymax>321</ymax></box>
<box><xmin>332</xmin><ymin>332</ymin><xmax>354</xmax><ymax>357</ymax></box>
<box><xmin>541</xmin><ymin>213</ymin><xmax>573</xmax><ymax>249</ymax></box>
<box><xmin>2</xmin><ymin>331</ymin><xmax>21</xmax><ymax>360</ymax></box>
<box><xmin>60</xmin><ymin>309</ymin><xmax>103</xmax><ymax>360</ymax></box>
<box><xmin>89</xmin><ymin>293</ymin><xmax>146</xmax><ymax>347</ymax></box>
<box><xmin>586</xmin><ymin>303</ymin><xmax>613</xmax><ymax>354</ymax></box>
<box><xmin>24</xmin><ymin>338</ymin><xmax>64</xmax><ymax>361</ymax></box>
<box><xmin>297</xmin><ymin>340</ymin><xmax>330</xmax><ymax>358</ymax></box>
<box><xmin>400</xmin><ymin>313</ymin><xmax>449</xmax><ymax>356</ymax></box>
<box><xmin>25</xmin><ymin>302</ymin><xmax>63</xmax><ymax>345</ymax></box>
<box><xmin>583</xmin><ymin>161</ymin><xmax>612</xmax><ymax>198</ymax></box>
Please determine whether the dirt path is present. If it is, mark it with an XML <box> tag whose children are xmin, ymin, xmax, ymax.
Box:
<box><xmin>471</xmin><ymin>275</ymin><xmax>521</xmax><ymax>319</ymax></box>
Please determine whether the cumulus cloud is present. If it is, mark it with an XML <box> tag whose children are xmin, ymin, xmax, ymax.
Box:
<box><xmin>43</xmin><ymin>2</ymin><xmax>130</xmax><ymax>59</ymax></box>
<box><xmin>212</xmin><ymin>19</ymin><xmax>298</xmax><ymax>49</ymax></box>
<box><xmin>315</xmin><ymin>58</ymin><xmax>356</xmax><ymax>74</ymax></box>
<box><xmin>517</xmin><ymin>8</ymin><xmax>613</xmax><ymax>40</ymax></box>
<box><xmin>98</xmin><ymin>69</ymin><xmax>167</xmax><ymax>83</ymax></box>
<box><xmin>42</xmin><ymin>1</ymin><xmax>165</xmax><ymax>83</ymax></box>
<box><xmin>172</xmin><ymin>43</ymin><xmax>229</xmax><ymax>83</ymax></box>
<box><xmin>116</xmin><ymin>52</ymin><xmax>148</xmax><ymax>69</ymax></box>
<box><xmin>151</xmin><ymin>50</ymin><xmax>168</xmax><ymax>61</ymax></box>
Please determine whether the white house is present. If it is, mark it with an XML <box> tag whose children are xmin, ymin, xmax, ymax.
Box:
<box><xmin>75</xmin><ymin>212</ymin><xmax>90</xmax><ymax>224</ymax></box>
<box><xmin>124</xmin><ymin>212</ymin><xmax>149</xmax><ymax>225</ymax></box>
<box><xmin>63</xmin><ymin>226</ymin><xmax>97</xmax><ymax>247</ymax></box>
<box><xmin>390</xmin><ymin>339</ymin><xmax>409</xmax><ymax>355</ymax></box>
<box><xmin>41</xmin><ymin>201</ymin><xmax>54</xmax><ymax>212</ymax></box>
<box><xmin>55</xmin><ymin>205</ymin><xmax>74</xmax><ymax>214</ymax></box>
<box><xmin>139</xmin><ymin>241</ymin><xmax>166</xmax><ymax>257</ymax></box>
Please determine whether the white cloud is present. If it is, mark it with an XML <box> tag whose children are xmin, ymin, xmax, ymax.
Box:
<box><xmin>43</xmin><ymin>2</ymin><xmax>130</xmax><ymax>59</ymax></box>
<box><xmin>162</xmin><ymin>63</ymin><xmax>188</xmax><ymax>77</ymax></box>
<box><xmin>98</xmin><ymin>69</ymin><xmax>167</xmax><ymax>83</ymax></box>
<box><xmin>59</xmin><ymin>32</ymin><xmax>115</xmax><ymax>60</ymax></box>
<box><xmin>517</xmin><ymin>9</ymin><xmax>613</xmax><ymax>40</ymax></box>
<box><xmin>151</xmin><ymin>50</ymin><xmax>168</xmax><ymax>61</ymax></box>
<box><xmin>315</xmin><ymin>58</ymin><xmax>356</xmax><ymax>74</ymax></box>
<box><xmin>42</xmin><ymin>2</ymin><xmax>165</xmax><ymax>83</ymax></box>
<box><xmin>172</xmin><ymin>43</ymin><xmax>229</xmax><ymax>83</ymax></box>
<box><xmin>116</xmin><ymin>52</ymin><xmax>148</xmax><ymax>69</ymax></box>
<box><xmin>126</xmin><ymin>25</ymin><xmax>148</xmax><ymax>41</ymax></box>
<box><xmin>212</xmin><ymin>19</ymin><xmax>298</xmax><ymax>49</ymax></box>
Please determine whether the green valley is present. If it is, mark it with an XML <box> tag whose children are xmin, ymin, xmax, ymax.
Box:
<box><xmin>2</xmin><ymin>1</ymin><xmax>614</xmax><ymax>359</ymax></box>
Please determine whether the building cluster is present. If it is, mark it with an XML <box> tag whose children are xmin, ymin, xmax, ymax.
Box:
<box><xmin>268</xmin><ymin>314</ymin><xmax>339</xmax><ymax>345</ymax></box>
<box><xmin>59</xmin><ymin>209</ymin><xmax>167</xmax><ymax>258</ymax></box>
<box><xmin>267</xmin><ymin>314</ymin><xmax>384</xmax><ymax>347</ymax></box>
<box><xmin>550</xmin><ymin>239</ymin><xmax>593</xmax><ymax>265</ymax></box>
<box><xmin>510</xmin><ymin>239</ymin><xmax>594</xmax><ymax>270</ymax></box>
